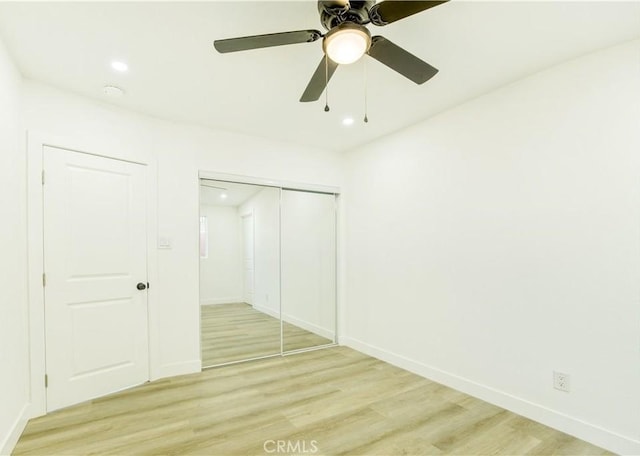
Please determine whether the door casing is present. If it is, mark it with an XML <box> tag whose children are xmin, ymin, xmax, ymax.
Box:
<box><xmin>42</xmin><ymin>146</ymin><xmax>150</xmax><ymax>411</ymax></box>
<box><xmin>26</xmin><ymin>132</ymin><xmax>159</xmax><ymax>418</ymax></box>
<box><xmin>241</xmin><ymin>212</ymin><xmax>255</xmax><ymax>305</ymax></box>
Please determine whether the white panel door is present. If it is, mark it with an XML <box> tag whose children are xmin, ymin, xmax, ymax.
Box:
<box><xmin>242</xmin><ymin>214</ymin><xmax>254</xmax><ymax>305</ymax></box>
<box><xmin>43</xmin><ymin>146</ymin><xmax>149</xmax><ymax>411</ymax></box>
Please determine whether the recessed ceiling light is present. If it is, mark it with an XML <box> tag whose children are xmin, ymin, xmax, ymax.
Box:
<box><xmin>220</xmin><ymin>193</ymin><xmax>228</xmax><ymax>200</ymax></box>
<box><xmin>342</xmin><ymin>117</ymin><xmax>354</xmax><ymax>126</ymax></box>
<box><xmin>111</xmin><ymin>61</ymin><xmax>128</xmax><ymax>72</ymax></box>
<box><xmin>103</xmin><ymin>85</ymin><xmax>124</xmax><ymax>97</ymax></box>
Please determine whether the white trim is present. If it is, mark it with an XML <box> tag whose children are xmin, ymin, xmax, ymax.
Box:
<box><xmin>26</xmin><ymin>132</ymin><xmax>46</xmax><ymax>418</ymax></box>
<box><xmin>278</xmin><ymin>187</ymin><xmax>283</xmax><ymax>355</ymax></box>
<box><xmin>0</xmin><ymin>403</ymin><xmax>29</xmax><ymax>456</ymax></box>
<box><xmin>281</xmin><ymin>313</ymin><xmax>335</xmax><ymax>341</ymax></box>
<box><xmin>199</xmin><ymin>171</ymin><xmax>340</xmax><ymax>195</ymax></box>
<box><xmin>341</xmin><ymin>336</ymin><xmax>640</xmax><ymax>456</ymax></box>
<box><xmin>334</xmin><ymin>193</ymin><xmax>342</xmax><ymax>345</ymax></box>
<box><xmin>26</xmin><ymin>131</ymin><xmax>159</xmax><ymax>412</ymax></box>
<box><xmin>253</xmin><ymin>304</ymin><xmax>280</xmax><ymax>320</ymax></box>
<box><xmin>240</xmin><ymin>211</ymin><xmax>255</xmax><ymax>306</ymax></box>
<box><xmin>200</xmin><ymin>298</ymin><xmax>244</xmax><ymax>306</ymax></box>
<box><xmin>196</xmin><ymin>180</ymin><xmax>203</xmax><ymax>372</ymax></box>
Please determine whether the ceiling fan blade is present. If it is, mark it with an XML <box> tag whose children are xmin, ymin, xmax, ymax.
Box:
<box><xmin>214</xmin><ymin>30</ymin><xmax>322</xmax><ymax>53</ymax></box>
<box><xmin>368</xmin><ymin>36</ymin><xmax>438</xmax><ymax>84</ymax></box>
<box><xmin>300</xmin><ymin>56</ymin><xmax>339</xmax><ymax>102</ymax></box>
<box><xmin>369</xmin><ymin>1</ymin><xmax>448</xmax><ymax>26</ymax></box>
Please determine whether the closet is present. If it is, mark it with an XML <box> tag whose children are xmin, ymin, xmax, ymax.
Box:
<box><xmin>199</xmin><ymin>177</ymin><xmax>337</xmax><ymax>367</ymax></box>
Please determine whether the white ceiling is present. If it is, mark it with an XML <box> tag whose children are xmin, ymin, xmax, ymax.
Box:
<box><xmin>0</xmin><ymin>1</ymin><xmax>638</xmax><ymax>152</ymax></box>
<box><xmin>200</xmin><ymin>179</ymin><xmax>262</xmax><ymax>207</ymax></box>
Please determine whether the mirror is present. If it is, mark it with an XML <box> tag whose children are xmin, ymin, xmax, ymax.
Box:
<box><xmin>199</xmin><ymin>179</ymin><xmax>280</xmax><ymax>367</ymax></box>
<box><xmin>281</xmin><ymin>189</ymin><xmax>336</xmax><ymax>352</ymax></box>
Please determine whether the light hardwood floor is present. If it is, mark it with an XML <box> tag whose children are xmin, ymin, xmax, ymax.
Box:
<box><xmin>201</xmin><ymin>303</ymin><xmax>331</xmax><ymax>366</ymax></box>
<box><xmin>15</xmin><ymin>346</ymin><xmax>609</xmax><ymax>456</ymax></box>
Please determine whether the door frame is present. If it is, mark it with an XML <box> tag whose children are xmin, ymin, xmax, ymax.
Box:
<box><xmin>26</xmin><ymin>131</ymin><xmax>158</xmax><ymax>418</ymax></box>
<box><xmin>240</xmin><ymin>211</ymin><xmax>255</xmax><ymax>306</ymax></box>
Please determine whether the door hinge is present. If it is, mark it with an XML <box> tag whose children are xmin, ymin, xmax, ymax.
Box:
<box><xmin>42</xmin><ymin>273</ymin><xmax>46</xmax><ymax>287</ymax></box>
<box><xmin>41</xmin><ymin>170</ymin><xmax>45</xmax><ymax>185</ymax></box>
<box><xmin>45</xmin><ymin>374</ymin><xmax>48</xmax><ymax>388</ymax></box>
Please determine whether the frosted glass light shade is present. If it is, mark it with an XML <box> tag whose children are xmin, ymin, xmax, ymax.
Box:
<box><xmin>323</xmin><ymin>23</ymin><xmax>371</xmax><ymax>65</ymax></box>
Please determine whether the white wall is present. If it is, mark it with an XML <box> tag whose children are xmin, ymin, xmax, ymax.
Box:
<box><xmin>343</xmin><ymin>39</ymin><xmax>640</xmax><ymax>454</ymax></box>
<box><xmin>239</xmin><ymin>187</ymin><xmax>281</xmax><ymax>317</ymax></box>
<box><xmin>199</xmin><ymin>205</ymin><xmax>242</xmax><ymax>305</ymax></box>
<box><xmin>281</xmin><ymin>190</ymin><xmax>336</xmax><ymax>339</ymax></box>
<box><xmin>0</xmin><ymin>38</ymin><xmax>29</xmax><ymax>454</ymax></box>
<box><xmin>22</xmin><ymin>80</ymin><xmax>343</xmax><ymax>391</ymax></box>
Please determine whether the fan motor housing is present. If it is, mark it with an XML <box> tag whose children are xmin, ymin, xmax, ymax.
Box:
<box><xmin>317</xmin><ymin>0</ymin><xmax>375</xmax><ymax>30</ymax></box>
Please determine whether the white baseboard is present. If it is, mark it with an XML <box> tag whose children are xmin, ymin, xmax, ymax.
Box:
<box><xmin>253</xmin><ymin>304</ymin><xmax>279</xmax><ymax>320</ymax></box>
<box><xmin>250</xmin><ymin>306</ymin><xmax>334</xmax><ymax>341</ymax></box>
<box><xmin>200</xmin><ymin>297</ymin><xmax>243</xmax><ymax>306</ymax></box>
<box><xmin>0</xmin><ymin>403</ymin><xmax>30</xmax><ymax>456</ymax></box>
<box><xmin>282</xmin><ymin>313</ymin><xmax>334</xmax><ymax>340</ymax></box>
<box><xmin>341</xmin><ymin>336</ymin><xmax>640</xmax><ymax>455</ymax></box>
<box><xmin>153</xmin><ymin>359</ymin><xmax>201</xmax><ymax>381</ymax></box>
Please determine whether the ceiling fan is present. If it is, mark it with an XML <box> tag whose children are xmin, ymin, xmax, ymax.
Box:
<box><xmin>213</xmin><ymin>0</ymin><xmax>448</xmax><ymax>103</ymax></box>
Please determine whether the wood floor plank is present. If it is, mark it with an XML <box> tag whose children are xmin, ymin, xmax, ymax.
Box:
<box><xmin>201</xmin><ymin>303</ymin><xmax>332</xmax><ymax>367</ymax></box>
<box><xmin>14</xmin><ymin>346</ymin><xmax>611</xmax><ymax>456</ymax></box>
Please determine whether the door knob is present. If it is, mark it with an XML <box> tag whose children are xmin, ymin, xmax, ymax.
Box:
<box><xmin>137</xmin><ymin>282</ymin><xmax>147</xmax><ymax>290</ymax></box>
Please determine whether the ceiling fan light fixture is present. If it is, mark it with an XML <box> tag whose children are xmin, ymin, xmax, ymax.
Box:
<box><xmin>323</xmin><ymin>22</ymin><xmax>371</xmax><ymax>65</ymax></box>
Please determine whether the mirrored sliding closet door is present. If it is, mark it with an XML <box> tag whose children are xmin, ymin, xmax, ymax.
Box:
<box><xmin>199</xmin><ymin>178</ymin><xmax>337</xmax><ymax>368</ymax></box>
<box><xmin>281</xmin><ymin>189</ymin><xmax>336</xmax><ymax>352</ymax></box>
<box><xmin>199</xmin><ymin>179</ymin><xmax>281</xmax><ymax>367</ymax></box>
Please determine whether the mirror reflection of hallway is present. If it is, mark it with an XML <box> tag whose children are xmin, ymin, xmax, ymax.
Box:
<box><xmin>199</xmin><ymin>180</ymin><xmax>280</xmax><ymax>366</ymax></box>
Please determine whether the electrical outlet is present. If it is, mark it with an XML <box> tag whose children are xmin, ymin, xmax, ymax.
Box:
<box><xmin>553</xmin><ymin>371</ymin><xmax>570</xmax><ymax>392</ymax></box>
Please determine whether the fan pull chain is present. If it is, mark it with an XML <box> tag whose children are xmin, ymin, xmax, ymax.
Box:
<box><xmin>324</xmin><ymin>54</ymin><xmax>330</xmax><ymax>112</ymax></box>
<box><xmin>363</xmin><ymin>55</ymin><xmax>369</xmax><ymax>123</ymax></box>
